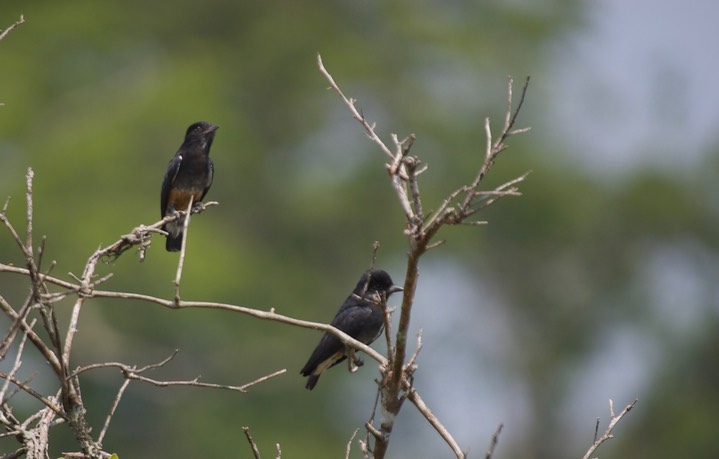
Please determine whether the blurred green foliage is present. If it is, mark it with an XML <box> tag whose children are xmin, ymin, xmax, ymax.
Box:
<box><xmin>1</xmin><ymin>1</ymin><xmax>718</xmax><ymax>458</ymax></box>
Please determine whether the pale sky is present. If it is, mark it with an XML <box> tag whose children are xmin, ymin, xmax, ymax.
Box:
<box><xmin>548</xmin><ymin>0</ymin><xmax>719</xmax><ymax>178</ymax></box>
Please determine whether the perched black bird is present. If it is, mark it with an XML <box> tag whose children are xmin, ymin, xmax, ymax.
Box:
<box><xmin>160</xmin><ymin>121</ymin><xmax>218</xmax><ymax>252</ymax></box>
<box><xmin>301</xmin><ymin>269</ymin><xmax>403</xmax><ymax>390</ymax></box>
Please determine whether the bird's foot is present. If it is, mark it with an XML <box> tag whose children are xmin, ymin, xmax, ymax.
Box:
<box><xmin>191</xmin><ymin>201</ymin><xmax>204</xmax><ymax>213</ymax></box>
<box><xmin>352</xmin><ymin>355</ymin><xmax>364</xmax><ymax>369</ymax></box>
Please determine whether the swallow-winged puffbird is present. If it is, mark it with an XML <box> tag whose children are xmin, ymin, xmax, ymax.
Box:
<box><xmin>300</xmin><ymin>269</ymin><xmax>403</xmax><ymax>390</ymax></box>
<box><xmin>160</xmin><ymin>121</ymin><xmax>218</xmax><ymax>252</ymax></box>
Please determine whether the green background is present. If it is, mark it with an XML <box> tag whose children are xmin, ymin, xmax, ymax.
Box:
<box><xmin>1</xmin><ymin>1</ymin><xmax>718</xmax><ymax>458</ymax></box>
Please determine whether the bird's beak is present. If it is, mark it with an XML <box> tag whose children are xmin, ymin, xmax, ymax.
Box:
<box><xmin>389</xmin><ymin>285</ymin><xmax>404</xmax><ymax>295</ymax></box>
<box><xmin>205</xmin><ymin>124</ymin><xmax>219</xmax><ymax>134</ymax></box>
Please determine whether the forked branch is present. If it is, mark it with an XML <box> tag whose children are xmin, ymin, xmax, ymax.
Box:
<box><xmin>582</xmin><ymin>399</ymin><xmax>637</xmax><ymax>459</ymax></box>
<box><xmin>317</xmin><ymin>54</ymin><xmax>531</xmax><ymax>459</ymax></box>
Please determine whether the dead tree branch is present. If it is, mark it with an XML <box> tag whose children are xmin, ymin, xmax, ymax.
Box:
<box><xmin>582</xmin><ymin>399</ymin><xmax>637</xmax><ymax>459</ymax></box>
<box><xmin>485</xmin><ymin>424</ymin><xmax>504</xmax><ymax>459</ymax></box>
<box><xmin>0</xmin><ymin>15</ymin><xmax>25</xmax><ymax>43</ymax></box>
<box><xmin>317</xmin><ymin>53</ymin><xmax>531</xmax><ymax>459</ymax></box>
<box><xmin>0</xmin><ymin>171</ymin><xmax>269</xmax><ymax>458</ymax></box>
<box><xmin>243</xmin><ymin>427</ymin><xmax>262</xmax><ymax>459</ymax></box>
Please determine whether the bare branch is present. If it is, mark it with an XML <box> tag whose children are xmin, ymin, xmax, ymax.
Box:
<box><xmin>174</xmin><ymin>197</ymin><xmax>194</xmax><ymax>305</ymax></box>
<box><xmin>405</xmin><ymin>385</ymin><xmax>465</xmax><ymax>459</ymax></box>
<box><xmin>485</xmin><ymin>424</ymin><xmax>504</xmax><ymax>459</ymax></box>
<box><xmin>317</xmin><ymin>54</ymin><xmax>417</xmax><ymax>224</ymax></box>
<box><xmin>0</xmin><ymin>54</ymin><xmax>536</xmax><ymax>459</ymax></box>
<box><xmin>0</xmin><ymin>262</ymin><xmax>390</xmax><ymax>372</ymax></box>
<box><xmin>317</xmin><ymin>54</ymin><xmax>394</xmax><ymax>160</ymax></box>
<box><xmin>243</xmin><ymin>426</ymin><xmax>262</xmax><ymax>459</ymax></box>
<box><xmin>0</xmin><ymin>319</ymin><xmax>35</xmax><ymax>403</ymax></box>
<box><xmin>346</xmin><ymin>428</ymin><xmax>360</xmax><ymax>459</ymax></box>
<box><xmin>102</xmin><ymin>201</ymin><xmax>218</xmax><ymax>261</ymax></box>
<box><xmin>404</xmin><ymin>330</ymin><xmax>422</xmax><ymax>374</ymax></box>
<box><xmin>0</xmin><ymin>294</ymin><xmax>62</xmax><ymax>375</ymax></box>
<box><xmin>0</xmin><ymin>15</ymin><xmax>25</xmax><ymax>43</ymax></box>
<box><xmin>0</xmin><ymin>371</ymin><xmax>65</xmax><ymax>417</ymax></box>
<box><xmin>128</xmin><ymin>366</ymin><xmax>286</xmax><ymax>392</ymax></box>
<box><xmin>97</xmin><ymin>379</ymin><xmax>130</xmax><ymax>444</ymax></box>
<box><xmin>495</xmin><ymin>76</ymin><xmax>531</xmax><ymax>150</ymax></box>
<box><xmin>582</xmin><ymin>399</ymin><xmax>638</xmax><ymax>459</ymax></box>
<box><xmin>71</xmin><ymin>353</ymin><xmax>287</xmax><ymax>393</ymax></box>
<box><xmin>24</xmin><ymin>168</ymin><xmax>34</xmax><ymax>261</ymax></box>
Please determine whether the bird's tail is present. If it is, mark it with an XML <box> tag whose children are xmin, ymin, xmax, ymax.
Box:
<box><xmin>165</xmin><ymin>233</ymin><xmax>182</xmax><ymax>252</ymax></box>
<box><xmin>305</xmin><ymin>375</ymin><xmax>320</xmax><ymax>390</ymax></box>
<box><xmin>162</xmin><ymin>222</ymin><xmax>183</xmax><ymax>252</ymax></box>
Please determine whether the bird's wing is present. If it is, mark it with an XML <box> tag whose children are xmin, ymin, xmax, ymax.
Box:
<box><xmin>332</xmin><ymin>304</ymin><xmax>374</xmax><ymax>336</ymax></box>
<box><xmin>200</xmin><ymin>158</ymin><xmax>214</xmax><ymax>202</ymax></box>
<box><xmin>300</xmin><ymin>331</ymin><xmax>343</xmax><ymax>376</ymax></box>
<box><xmin>300</xmin><ymin>304</ymin><xmax>374</xmax><ymax>376</ymax></box>
<box><xmin>160</xmin><ymin>154</ymin><xmax>183</xmax><ymax>216</ymax></box>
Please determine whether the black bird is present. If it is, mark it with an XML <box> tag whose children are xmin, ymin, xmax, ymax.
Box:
<box><xmin>160</xmin><ymin>121</ymin><xmax>218</xmax><ymax>252</ymax></box>
<box><xmin>301</xmin><ymin>269</ymin><xmax>403</xmax><ymax>390</ymax></box>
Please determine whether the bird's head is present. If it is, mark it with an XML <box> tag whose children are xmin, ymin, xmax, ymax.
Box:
<box><xmin>355</xmin><ymin>269</ymin><xmax>403</xmax><ymax>299</ymax></box>
<box><xmin>184</xmin><ymin>121</ymin><xmax>219</xmax><ymax>149</ymax></box>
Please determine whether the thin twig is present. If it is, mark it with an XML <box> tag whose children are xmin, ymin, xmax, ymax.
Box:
<box><xmin>317</xmin><ymin>53</ymin><xmax>416</xmax><ymax>223</ymax></box>
<box><xmin>97</xmin><ymin>378</ymin><xmax>130</xmax><ymax>444</ymax></box>
<box><xmin>0</xmin><ymin>372</ymin><xmax>65</xmax><ymax>417</ymax></box>
<box><xmin>243</xmin><ymin>426</ymin><xmax>262</xmax><ymax>459</ymax></box>
<box><xmin>60</xmin><ymin>202</ymin><xmax>218</xmax><ymax>401</ymax></box>
<box><xmin>0</xmin><ymin>319</ymin><xmax>35</xmax><ymax>403</ymax></box>
<box><xmin>174</xmin><ymin>197</ymin><xmax>193</xmax><ymax>305</ymax></box>
<box><xmin>25</xmin><ymin>169</ymin><xmax>34</xmax><ymax>263</ymax></box>
<box><xmin>0</xmin><ymin>295</ymin><xmax>62</xmax><ymax>375</ymax></box>
<box><xmin>485</xmin><ymin>423</ymin><xmax>504</xmax><ymax>459</ymax></box>
<box><xmin>0</xmin><ymin>15</ymin><xmax>25</xmax><ymax>43</ymax></box>
<box><xmin>582</xmin><ymin>399</ymin><xmax>638</xmax><ymax>459</ymax></box>
<box><xmin>317</xmin><ymin>54</ymin><xmax>393</xmax><ymax>160</ymax></box>
<box><xmin>405</xmin><ymin>385</ymin><xmax>465</xmax><ymax>459</ymax></box>
<box><xmin>593</xmin><ymin>417</ymin><xmax>600</xmax><ymax>443</ymax></box>
<box><xmin>495</xmin><ymin>76</ymin><xmax>531</xmax><ymax>150</ymax></box>
<box><xmin>126</xmin><ymin>366</ymin><xmax>285</xmax><ymax>392</ymax></box>
<box><xmin>71</xmin><ymin>354</ymin><xmax>287</xmax><ymax>393</ymax></box>
<box><xmin>0</xmin><ymin>263</ymin><xmax>391</xmax><ymax>370</ymax></box>
<box><xmin>404</xmin><ymin>330</ymin><xmax>422</xmax><ymax>374</ymax></box>
<box><xmin>346</xmin><ymin>428</ymin><xmax>359</xmax><ymax>459</ymax></box>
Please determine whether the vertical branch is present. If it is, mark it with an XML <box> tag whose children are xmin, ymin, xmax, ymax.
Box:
<box><xmin>174</xmin><ymin>197</ymin><xmax>194</xmax><ymax>305</ymax></box>
<box><xmin>373</xmin><ymin>249</ymin><xmax>422</xmax><ymax>459</ymax></box>
<box><xmin>318</xmin><ymin>57</ymin><xmax>532</xmax><ymax>459</ymax></box>
<box><xmin>463</xmin><ymin>76</ymin><xmax>531</xmax><ymax>211</ymax></box>
<box><xmin>63</xmin><ymin>297</ymin><xmax>84</xmax><ymax>387</ymax></box>
<box><xmin>345</xmin><ymin>428</ymin><xmax>359</xmax><ymax>459</ymax></box>
<box><xmin>25</xmin><ymin>168</ymin><xmax>34</xmax><ymax>261</ymax></box>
